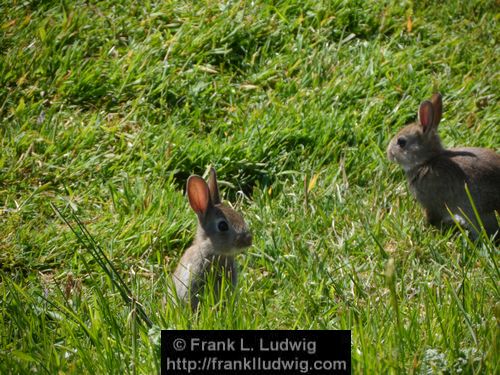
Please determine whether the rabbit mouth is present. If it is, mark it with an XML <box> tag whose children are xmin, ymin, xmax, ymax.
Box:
<box><xmin>387</xmin><ymin>145</ymin><xmax>399</xmax><ymax>163</ymax></box>
<box><xmin>388</xmin><ymin>150</ymin><xmax>413</xmax><ymax>171</ymax></box>
<box><xmin>215</xmin><ymin>233</ymin><xmax>252</xmax><ymax>254</ymax></box>
<box><xmin>387</xmin><ymin>150</ymin><xmax>395</xmax><ymax>162</ymax></box>
<box><xmin>235</xmin><ymin>232</ymin><xmax>253</xmax><ymax>248</ymax></box>
<box><xmin>218</xmin><ymin>246</ymin><xmax>248</xmax><ymax>256</ymax></box>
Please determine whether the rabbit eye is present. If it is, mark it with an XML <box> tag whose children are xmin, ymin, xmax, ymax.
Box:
<box><xmin>217</xmin><ymin>220</ymin><xmax>229</xmax><ymax>232</ymax></box>
<box><xmin>397</xmin><ymin>137</ymin><xmax>407</xmax><ymax>148</ymax></box>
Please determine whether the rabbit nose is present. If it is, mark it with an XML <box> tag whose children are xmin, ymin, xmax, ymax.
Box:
<box><xmin>237</xmin><ymin>232</ymin><xmax>252</xmax><ymax>247</ymax></box>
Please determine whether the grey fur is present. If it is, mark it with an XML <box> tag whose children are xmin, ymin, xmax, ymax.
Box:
<box><xmin>173</xmin><ymin>168</ymin><xmax>252</xmax><ymax>309</ymax></box>
<box><xmin>387</xmin><ymin>93</ymin><xmax>500</xmax><ymax>237</ymax></box>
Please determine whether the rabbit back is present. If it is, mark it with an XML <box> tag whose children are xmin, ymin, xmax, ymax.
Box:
<box><xmin>407</xmin><ymin>147</ymin><xmax>500</xmax><ymax>234</ymax></box>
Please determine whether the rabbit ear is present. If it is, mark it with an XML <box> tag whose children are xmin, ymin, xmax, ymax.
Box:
<box><xmin>208</xmin><ymin>167</ymin><xmax>221</xmax><ymax>205</ymax></box>
<box><xmin>418</xmin><ymin>100</ymin><xmax>434</xmax><ymax>133</ymax></box>
<box><xmin>187</xmin><ymin>176</ymin><xmax>212</xmax><ymax>218</ymax></box>
<box><xmin>430</xmin><ymin>93</ymin><xmax>442</xmax><ymax>128</ymax></box>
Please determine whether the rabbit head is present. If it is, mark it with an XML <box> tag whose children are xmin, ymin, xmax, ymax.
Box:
<box><xmin>187</xmin><ymin>168</ymin><xmax>252</xmax><ymax>255</ymax></box>
<box><xmin>387</xmin><ymin>93</ymin><xmax>445</xmax><ymax>171</ymax></box>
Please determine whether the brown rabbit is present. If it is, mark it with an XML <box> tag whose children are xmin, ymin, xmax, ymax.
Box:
<box><xmin>173</xmin><ymin>168</ymin><xmax>252</xmax><ymax>309</ymax></box>
<box><xmin>387</xmin><ymin>93</ymin><xmax>500</xmax><ymax>238</ymax></box>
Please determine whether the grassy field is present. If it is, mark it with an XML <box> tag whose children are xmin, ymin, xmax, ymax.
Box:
<box><xmin>1</xmin><ymin>0</ymin><xmax>499</xmax><ymax>373</ymax></box>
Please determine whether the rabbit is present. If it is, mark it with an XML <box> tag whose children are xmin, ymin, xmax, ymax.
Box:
<box><xmin>387</xmin><ymin>93</ymin><xmax>500</xmax><ymax>238</ymax></box>
<box><xmin>173</xmin><ymin>167</ymin><xmax>252</xmax><ymax>309</ymax></box>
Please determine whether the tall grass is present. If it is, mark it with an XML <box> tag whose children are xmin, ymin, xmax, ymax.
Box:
<box><xmin>1</xmin><ymin>0</ymin><xmax>498</xmax><ymax>373</ymax></box>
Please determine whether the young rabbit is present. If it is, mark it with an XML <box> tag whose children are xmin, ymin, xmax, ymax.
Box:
<box><xmin>173</xmin><ymin>168</ymin><xmax>252</xmax><ymax>309</ymax></box>
<box><xmin>387</xmin><ymin>93</ymin><xmax>500</xmax><ymax>237</ymax></box>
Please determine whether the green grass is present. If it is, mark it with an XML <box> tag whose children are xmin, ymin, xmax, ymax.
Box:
<box><xmin>1</xmin><ymin>0</ymin><xmax>499</xmax><ymax>373</ymax></box>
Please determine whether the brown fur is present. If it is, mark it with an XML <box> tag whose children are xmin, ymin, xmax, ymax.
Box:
<box><xmin>173</xmin><ymin>168</ymin><xmax>252</xmax><ymax>309</ymax></box>
<box><xmin>387</xmin><ymin>93</ymin><xmax>500</xmax><ymax>237</ymax></box>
